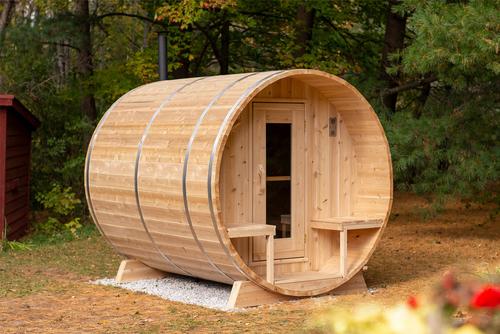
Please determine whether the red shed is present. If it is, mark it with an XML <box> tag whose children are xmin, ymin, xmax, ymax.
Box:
<box><xmin>0</xmin><ymin>95</ymin><xmax>40</xmax><ymax>241</ymax></box>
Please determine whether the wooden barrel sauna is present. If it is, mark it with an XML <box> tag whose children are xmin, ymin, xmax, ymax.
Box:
<box><xmin>85</xmin><ymin>69</ymin><xmax>392</xmax><ymax>297</ymax></box>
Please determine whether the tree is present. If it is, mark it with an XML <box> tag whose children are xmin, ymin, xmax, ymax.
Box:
<box><xmin>379</xmin><ymin>0</ymin><xmax>407</xmax><ymax>113</ymax></box>
<box><xmin>75</xmin><ymin>0</ymin><xmax>97</xmax><ymax>134</ymax></box>
<box><xmin>292</xmin><ymin>3</ymin><xmax>315</xmax><ymax>64</ymax></box>
<box><xmin>380</xmin><ymin>0</ymin><xmax>500</xmax><ymax>210</ymax></box>
<box><xmin>0</xmin><ymin>0</ymin><xmax>15</xmax><ymax>43</ymax></box>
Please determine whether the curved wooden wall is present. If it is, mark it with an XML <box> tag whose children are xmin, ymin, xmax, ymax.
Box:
<box><xmin>85</xmin><ymin>70</ymin><xmax>392</xmax><ymax>296</ymax></box>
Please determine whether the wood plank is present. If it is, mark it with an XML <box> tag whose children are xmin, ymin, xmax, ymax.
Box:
<box><xmin>115</xmin><ymin>259</ymin><xmax>172</xmax><ymax>283</ymax></box>
<box><xmin>6</xmin><ymin>205</ymin><xmax>27</xmax><ymax>225</ymax></box>
<box><xmin>310</xmin><ymin>217</ymin><xmax>383</xmax><ymax>231</ymax></box>
<box><xmin>340</xmin><ymin>230</ymin><xmax>347</xmax><ymax>277</ymax></box>
<box><xmin>5</xmin><ymin>175</ymin><xmax>29</xmax><ymax>190</ymax></box>
<box><xmin>111</xmin><ymin>242</ymin><xmax>241</xmax><ymax>281</ymax></box>
<box><xmin>266</xmin><ymin>234</ymin><xmax>274</xmax><ymax>284</ymax></box>
<box><xmin>4</xmin><ymin>186</ymin><xmax>27</xmax><ymax>203</ymax></box>
<box><xmin>226</xmin><ymin>223</ymin><xmax>275</xmax><ymax>238</ymax></box>
<box><xmin>227</xmin><ymin>271</ymin><xmax>367</xmax><ymax>308</ymax></box>
<box><xmin>275</xmin><ymin>270</ymin><xmax>342</xmax><ymax>285</ymax></box>
<box><xmin>6</xmin><ymin>215</ymin><xmax>28</xmax><ymax>238</ymax></box>
<box><xmin>6</xmin><ymin>134</ymin><xmax>30</xmax><ymax>147</ymax></box>
<box><xmin>251</xmin><ymin>98</ymin><xmax>308</xmax><ymax>103</ymax></box>
<box><xmin>4</xmin><ymin>194</ymin><xmax>27</xmax><ymax>215</ymax></box>
<box><xmin>227</xmin><ymin>281</ymin><xmax>296</xmax><ymax>308</ymax></box>
<box><xmin>6</xmin><ymin>144</ymin><xmax>29</xmax><ymax>158</ymax></box>
<box><xmin>252</xmin><ymin>104</ymin><xmax>266</xmax><ymax>259</ymax></box>
<box><xmin>322</xmin><ymin>271</ymin><xmax>367</xmax><ymax>296</ymax></box>
<box><xmin>85</xmin><ymin>71</ymin><xmax>392</xmax><ymax>292</ymax></box>
<box><xmin>291</xmin><ymin>104</ymin><xmax>306</xmax><ymax>256</ymax></box>
<box><xmin>266</xmin><ymin>176</ymin><xmax>291</xmax><ymax>181</ymax></box>
<box><xmin>6</xmin><ymin>155</ymin><xmax>29</xmax><ymax>170</ymax></box>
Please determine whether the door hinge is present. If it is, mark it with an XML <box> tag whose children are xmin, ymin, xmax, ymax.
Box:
<box><xmin>304</xmin><ymin>233</ymin><xmax>306</xmax><ymax>243</ymax></box>
<box><xmin>304</xmin><ymin>119</ymin><xmax>306</xmax><ymax>130</ymax></box>
<box><xmin>329</xmin><ymin>117</ymin><xmax>337</xmax><ymax>137</ymax></box>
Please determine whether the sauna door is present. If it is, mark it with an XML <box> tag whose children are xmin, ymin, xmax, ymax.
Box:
<box><xmin>252</xmin><ymin>102</ymin><xmax>305</xmax><ymax>261</ymax></box>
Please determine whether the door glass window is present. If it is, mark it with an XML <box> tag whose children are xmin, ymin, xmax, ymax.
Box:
<box><xmin>266</xmin><ymin>123</ymin><xmax>291</xmax><ymax>238</ymax></box>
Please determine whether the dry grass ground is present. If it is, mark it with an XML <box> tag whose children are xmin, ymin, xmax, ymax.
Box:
<box><xmin>0</xmin><ymin>191</ymin><xmax>499</xmax><ymax>333</ymax></box>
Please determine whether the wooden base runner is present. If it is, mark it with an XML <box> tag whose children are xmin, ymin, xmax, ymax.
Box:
<box><xmin>227</xmin><ymin>271</ymin><xmax>367</xmax><ymax>308</ymax></box>
<box><xmin>115</xmin><ymin>260</ymin><xmax>172</xmax><ymax>283</ymax></box>
<box><xmin>115</xmin><ymin>260</ymin><xmax>367</xmax><ymax>308</ymax></box>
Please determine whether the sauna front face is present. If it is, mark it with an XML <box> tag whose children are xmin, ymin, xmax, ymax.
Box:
<box><xmin>85</xmin><ymin>70</ymin><xmax>392</xmax><ymax>297</ymax></box>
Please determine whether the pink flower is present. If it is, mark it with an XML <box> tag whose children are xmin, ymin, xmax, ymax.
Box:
<box><xmin>470</xmin><ymin>285</ymin><xmax>500</xmax><ymax>310</ymax></box>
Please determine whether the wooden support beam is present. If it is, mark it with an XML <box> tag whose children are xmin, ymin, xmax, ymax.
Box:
<box><xmin>266</xmin><ymin>234</ymin><xmax>274</xmax><ymax>284</ymax></box>
<box><xmin>115</xmin><ymin>260</ymin><xmax>171</xmax><ymax>283</ymax></box>
<box><xmin>322</xmin><ymin>271</ymin><xmax>367</xmax><ymax>296</ymax></box>
<box><xmin>228</xmin><ymin>280</ymin><xmax>296</xmax><ymax>308</ymax></box>
<box><xmin>226</xmin><ymin>223</ymin><xmax>275</xmax><ymax>284</ymax></box>
<box><xmin>340</xmin><ymin>230</ymin><xmax>347</xmax><ymax>278</ymax></box>
<box><xmin>227</xmin><ymin>271</ymin><xmax>367</xmax><ymax>308</ymax></box>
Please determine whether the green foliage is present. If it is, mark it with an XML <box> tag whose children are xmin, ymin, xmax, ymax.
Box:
<box><xmin>1</xmin><ymin>224</ymin><xmax>34</xmax><ymax>252</ymax></box>
<box><xmin>27</xmin><ymin>223</ymin><xmax>100</xmax><ymax>247</ymax></box>
<box><xmin>374</xmin><ymin>0</ymin><xmax>500</xmax><ymax>211</ymax></box>
<box><xmin>1</xmin><ymin>240</ymin><xmax>34</xmax><ymax>252</ymax></box>
<box><xmin>34</xmin><ymin>185</ymin><xmax>82</xmax><ymax>235</ymax></box>
<box><xmin>0</xmin><ymin>0</ymin><xmax>497</xmax><ymax>228</ymax></box>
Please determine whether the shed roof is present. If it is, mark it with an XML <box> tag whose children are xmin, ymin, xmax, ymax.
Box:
<box><xmin>0</xmin><ymin>95</ymin><xmax>41</xmax><ymax>130</ymax></box>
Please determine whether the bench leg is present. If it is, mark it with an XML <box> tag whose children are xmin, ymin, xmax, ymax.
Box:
<box><xmin>266</xmin><ymin>234</ymin><xmax>274</xmax><ymax>284</ymax></box>
<box><xmin>340</xmin><ymin>230</ymin><xmax>347</xmax><ymax>277</ymax></box>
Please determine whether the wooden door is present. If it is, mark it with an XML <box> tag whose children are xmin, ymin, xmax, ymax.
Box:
<box><xmin>252</xmin><ymin>102</ymin><xmax>305</xmax><ymax>261</ymax></box>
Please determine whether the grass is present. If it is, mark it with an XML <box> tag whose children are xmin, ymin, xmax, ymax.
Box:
<box><xmin>0</xmin><ymin>224</ymin><xmax>312</xmax><ymax>333</ymax></box>
<box><xmin>0</xmin><ymin>224</ymin><xmax>122</xmax><ymax>298</ymax></box>
<box><xmin>1</xmin><ymin>191</ymin><xmax>499</xmax><ymax>333</ymax></box>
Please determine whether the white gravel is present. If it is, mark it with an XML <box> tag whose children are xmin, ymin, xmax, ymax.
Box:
<box><xmin>92</xmin><ymin>275</ymin><xmax>340</xmax><ymax>311</ymax></box>
<box><xmin>91</xmin><ymin>275</ymin><xmax>236</xmax><ymax>311</ymax></box>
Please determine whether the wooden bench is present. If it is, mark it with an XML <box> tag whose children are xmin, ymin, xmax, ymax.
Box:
<box><xmin>226</xmin><ymin>223</ymin><xmax>276</xmax><ymax>284</ymax></box>
<box><xmin>310</xmin><ymin>217</ymin><xmax>383</xmax><ymax>278</ymax></box>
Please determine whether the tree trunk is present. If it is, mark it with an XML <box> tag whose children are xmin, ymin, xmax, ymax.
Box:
<box><xmin>143</xmin><ymin>12</ymin><xmax>151</xmax><ymax>48</ymax></box>
<box><xmin>380</xmin><ymin>0</ymin><xmax>407</xmax><ymax>113</ymax></box>
<box><xmin>292</xmin><ymin>3</ymin><xmax>315</xmax><ymax>63</ymax></box>
<box><xmin>219</xmin><ymin>19</ymin><xmax>229</xmax><ymax>75</ymax></box>
<box><xmin>413</xmin><ymin>74</ymin><xmax>432</xmax><ymax>119</ymax></box>
<box><xmin>75</xmin><ymin>0</ymin><xmax>97</xmax><ymax>131</ymax></box>
<box><xmin>0</xmin><ymin>0</ymin><xmax>15</xmax><ymax>42</ymax></box>
<box><xmin>0</xmin><ymin>0</ymin><xmax>15</xmax><ymax>92</ymax></box>
<box><xmin>171</xmin><ymin>24</ymin><xmax>191</xmax><ymax>79</ymax></box>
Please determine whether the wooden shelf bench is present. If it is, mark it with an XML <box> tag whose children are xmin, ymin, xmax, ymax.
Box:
<box><xmin>226</xmin><ymin>223</ymin><xmax>276</xmax><ymax>284</ymax></box>
<box><xmin>310</xmin><ymin>217</ymin><xmax>383</xmax><ymax>278</ymax></box>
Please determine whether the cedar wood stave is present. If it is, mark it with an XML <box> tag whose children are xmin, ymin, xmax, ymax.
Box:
<box><xmin>85</xmin><ymin>70</ymin><xmax>392</xmax><ymax>296</ymax></box>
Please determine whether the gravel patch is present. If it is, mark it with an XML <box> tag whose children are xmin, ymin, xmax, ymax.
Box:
<box><xmin>92</xmin><ymin>275</ymin><xmax>237</xmax><ymax>311</ymax></box>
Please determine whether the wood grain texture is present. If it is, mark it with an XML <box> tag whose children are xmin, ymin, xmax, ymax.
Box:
<box><xmin>86</xmin><ymin>70</ymin><xmax>392</xmax><ymax>297</ymax></box>
<box><xmin>115</xmin><ymin>259</ymin><xmax>171</xmax><ymax>283</ymax></box>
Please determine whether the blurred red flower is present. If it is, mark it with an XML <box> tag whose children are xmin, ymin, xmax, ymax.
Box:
<box><xmin>407</xmin><ymin>295</ymin><xmax>419</xmax><ymax>309</ymax></box>
<box><xmin>470</xmin><ymin>285</ymin><xmax>500</xmax><ymax>310</ymax></box>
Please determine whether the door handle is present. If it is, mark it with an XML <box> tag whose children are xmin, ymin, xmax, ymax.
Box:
<box><xmin>258</xmin><ymin>164</ymin><xmax>266</xmax><ymax>195</ymax></box>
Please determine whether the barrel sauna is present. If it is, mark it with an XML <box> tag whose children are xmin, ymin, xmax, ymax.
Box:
<box><xmin>85</xmin><ymin>69</ymin><xmax>392</xmax><ymax>304</ymax></box>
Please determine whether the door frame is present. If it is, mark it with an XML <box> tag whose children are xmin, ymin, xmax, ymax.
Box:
<box><xmin>251</xmin><ymin>102</ymin><xmax>306</xmax><ymax>261</ymax></box>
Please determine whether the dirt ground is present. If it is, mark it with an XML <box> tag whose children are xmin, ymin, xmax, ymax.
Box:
<box><xmin>1</xmin><ymin>191</ymin><xmax>499</xmax><ymax>333</ymax></box>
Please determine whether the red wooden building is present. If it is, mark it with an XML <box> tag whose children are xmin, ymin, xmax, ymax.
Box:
<box><xmin>0</xmin><ymin>95</ymin><xmax>40</xmax><ymax>241</ymax></box>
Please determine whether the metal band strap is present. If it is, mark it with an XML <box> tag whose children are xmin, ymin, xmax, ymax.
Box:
<box><xmin>86</xmin><ymin>85</ymin><xmax>145</xmax><ymax>259</ymax></box>
<box><xmin>135</xmin><ymin>78</ymin><xmax>205</xmax><ymax>277</ymax></box>
<box><xmin>183</xmin><ymin>73</ymin><xmax>258</xmax><ymax>282</ymax></box>
<box><xmin>207</xmin><ymin>71</ymin><xmax>286</xmax><ymax>282</ymax></box>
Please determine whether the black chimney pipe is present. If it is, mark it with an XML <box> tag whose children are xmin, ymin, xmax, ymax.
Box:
<box><xmin>157</xmin><ymin>31</ymin><xmax>168</xmax><ymax>81</ymax></box>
